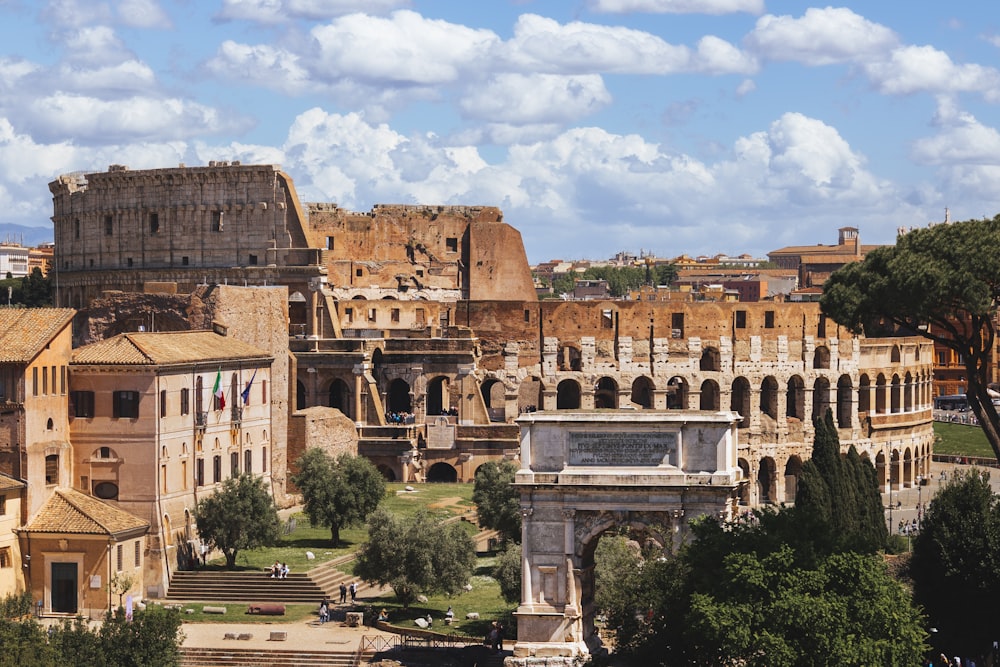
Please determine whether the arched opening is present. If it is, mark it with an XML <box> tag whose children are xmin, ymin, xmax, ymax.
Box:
<box><xmin>784</xmin><ymin>455</ymin><xmax>803</xmax><ymax>500</ymax></box>
<box><xmin>387</xmin><ymin>378</ymin><xmax>412</xmax><ymax>414</ymax></box>
<box><xmin>376</xmin><ymin>464</ymin><xmax>397</xmax><ymax>482</ymax></box>
<box><xmin>558</xmin><ymin>344</ymin><xmax>583</xmax><ymax>371</ymax></box>
<box><xmin>518</xmin><ymin>377</ymin><xmax>543</xmax><ymax>414</ymax></box>
<box><xmin>557</xmin><ymin>380</ymin><xmax>581</xmax><ymax>410</ymax></box>
<box><xmin>858</xmin><ymin>374</ymin><xmax>871</xmax><ymax>414</ymax></box>
<box><xmin>427</xmin><ymin>376</ymin><xmax>450</xmax><ymax>416</ymax></box>
<box><xmin>594</xmin><ymin>377</ymin><xmax>618</xmax><ymax>409</ymax></box>
<box><xmin>296</xmin><ymin>380</ymin><xmax>306</xmax><ymax>410</ymax></box>
<box><xmin>875</xmin><ymin>374</ymin><xmax>887</xmax><ymax>414</ymax></box>
<box><xmin>426</xmin><ymin>462</ymin><xmax>458</xmax><ymax>483</ymax></box>
<box><xmin>786</xmin><ymin>376</ymin><xmax>804</xmax><ymax>421</ymax></box>
<box><xmin>666</xmin><ymin>376</ymin><xmax>687</xmax><ymax>409</ymax></box>
<box><xmin>904</xmin><ymin>372</ymin><xmax>914</xmax><ymax>412</ymax></box>
<box><xmin>811</xmin><ymin>377</ymin><xmax>830</xmax><ymax>421</ymax></box>
<box><xmin>738</xmin><ymin>459</ymin><xmax>751</xmax><ymax>506</ymax></box>
<box><xmin>760</xmin><ymin>376</ymin><xmax>778</xmax><ymax>420</ymax></box>
<box><xmin>836</xmin><ymin>375</ymin><xmax>853</xmax><ymax>428</ymax></box>
<box><xmin>891</xmin><ymin>345</ymin><xmax>901</xmax><ymax>363</ymax></box>
<box><xmin>730</xmin><ymin>377</ymin><xmax>750</xmax><ymax>428</ymax></box>
<box><xmin>630</xmin><ymin>377</ymin><xmax>654</xmax><ymax>409</ymax></box>
<box><xmin>482</xmin><ymin>379</ymin><xmax>506</xmax><ymax>421</ymax></box>
<box><xmin>890</xmin><ymin>374</ymin><xmax>901</xmax><ymax>414</ymax></box>
<box><xmin>813</xmin><ymin>346</ymin><xmax>830</xmax><ymax>369</ymax></box>
<box><xmin>758</xmin><ymin>457</ymin><xmax>776</xmax><ymax>504</ymax></box>
<box><xmin>699</xmin><ymin>379</ymin><xmax>720</xmax><ymax>411</ymax></box>
<box><xmin>699</xmin><ymin>346</ymin><xmax>721</xmax><ymax>371</ymax></box>
<box><xmin>288</xmin><ymin>291</ymin><xmax>308</xmax><ymax>336</ymax></box>
<box><xmin>329</xmin><ymin>378</ymin><xmax>352</xmax><ymax>418</ymax></box>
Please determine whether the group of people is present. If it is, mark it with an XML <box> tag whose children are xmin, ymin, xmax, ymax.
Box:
<box><xmin>269</xmin><ymin>561</ymin><xmax>289</xmax><ymax>578</ymax></box>
<box><xmin>338</xmin><ymin>581</ymin><xmax>358</xmax><ymax>604</ymax></box>
<box><xmin>387</xmin><ymin>411</ymin><xmax>414</xmax><ymax>424</ymax></box>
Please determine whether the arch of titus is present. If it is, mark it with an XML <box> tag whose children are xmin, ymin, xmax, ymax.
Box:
<box><xmin>511</xmin><ymin>410</ymin><xmax>743</xmax><ymax>664</ymax></box>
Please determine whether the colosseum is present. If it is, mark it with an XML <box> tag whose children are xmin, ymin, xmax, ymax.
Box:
<box><xmin>50</xmin><ymin>162</ymin><xmax>935</xmax><ymax>509</ymax></box>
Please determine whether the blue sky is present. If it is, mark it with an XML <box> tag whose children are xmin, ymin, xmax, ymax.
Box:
<box><xmin>1</xmin><ymin>0</ymin><xmax>999</xmax><ymax>263</ymax></box>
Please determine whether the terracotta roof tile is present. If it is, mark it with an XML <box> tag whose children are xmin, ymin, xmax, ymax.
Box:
<box><xmin>73</xmin><ymin>330</ymin><xmax>271</xmax><ymax>366</ymax></box>
<box><xmin>0</xmin><ymin>309</ymin><xmax>75</xmax><ymax>363</ymax></box>
<box><xmin>0</xmin><ymin>473</ymin><xmax>25</xmax><ymax>491</ymax></box>
<box><xmin>21</xmin><ymin>488</ymin><xmax>148</xmax><ymax>536</ymax></box>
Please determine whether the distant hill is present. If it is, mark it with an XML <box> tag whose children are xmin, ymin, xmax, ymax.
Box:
<box><xmin>0</xmin><ymin>223</ymin><xmax>53</xmax><ymax>247</ymax></box>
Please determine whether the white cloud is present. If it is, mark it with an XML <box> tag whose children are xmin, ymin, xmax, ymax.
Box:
<box><xmin>735</xmin><ymin>78</ymin><xmax>755</xmax><ymax>97</ymax></box>
<box><xmin>309</xmin><ymin>11</ymin><xmax>499</xmax><ymax>85</ymax></box>
<box><xmin>26</xmin><ymin>93</ymin><xmax>250</xmax><ymax>142</ymax></box>
<box><xmin>205</xmin><ymin>41</ymin><xmax>312</xmax><ymax>95</ymax></box>
<box><xmin>42</xmin><ymin>0</ymin><xmax>114</xmax><ymax>28</ymax></box>
<box><xmin>911</xmin><ymin>100</ymin><xmax>1000</xmax><ymax>166</ymax></box>
<box><xmin>55</xmin><ymin>60</ymin><xmax>156</xmax><ymax>93</ymax></box>
<box><xmin>747</xmin><ymin>7</ymin><xmax>898</xmax><ymax>65</ymax></box>
<box><xmin>588</xmin><ymin>0</ymin><xmax>764</xmax><ymax>15</ymax></box>
<box><xmin>215</xmin><ymin>0</ymin><xmax>285</xmax><ymax>24</ymax></box>
<box><xmin>459</xmin><ymin>74</ymin><xmax>611</xmax><ymax>125</ymax></box>
<box><xmin>117</xmin><ymin>0</ymin><xmax>171</xmax><ymax>29</ymax></box>
<box><xmin>506</xmin><ymin>14</ymin><xmax>754</xmax><ymax>75</ymax></box>
<box><xmin>0</xmin><ymin>58</ymin><xmax>40</xmax><ymax>93</ymax></box>
<box><xmin>863</xmin><ymin>45</ymin><xmax>1000</xmax><ymax>100</ymax></box>
<box><xmin>64</xmin><ymin>26</ymin><xmax>133</xmax><ymax>66</ymax></box>
<box><xmin>286</xmin><ymin>0</ymin><xmax>409</xmax><ymax>19</ymax></box>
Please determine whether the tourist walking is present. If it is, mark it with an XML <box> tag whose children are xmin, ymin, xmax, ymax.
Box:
<box><xmin>339</xmin><ymin>582</ymin><xmax>347</xmax><ymax>604</ymax></box>
<box><xmin>349</xmin><ymin>581</ymin><xmax>357</xmax><ymax>602</ymax></box>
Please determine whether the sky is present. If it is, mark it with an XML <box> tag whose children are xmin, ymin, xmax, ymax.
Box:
<box><xmin>1</xmin><ymin>1</ymin><xmax>1000</xmax><ymax>264</ymax></box>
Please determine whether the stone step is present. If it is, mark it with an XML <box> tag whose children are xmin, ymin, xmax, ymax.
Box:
<box><xmin>179</xmin><ymin>647</ymin><xmax>360</xmax><ymax>667</ymax></box>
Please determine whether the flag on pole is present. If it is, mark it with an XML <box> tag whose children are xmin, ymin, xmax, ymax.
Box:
<box><xmin>241</xmin><ymin>369</ymin><xmax>257</xmax><ymax>405</ymax></box>
<box><xmin>213</xmin><ymin>368</ymin><xmax>225</xmax><ymax>410</ymax></box>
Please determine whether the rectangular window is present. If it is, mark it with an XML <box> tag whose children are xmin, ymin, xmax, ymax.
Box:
<box><xmin>71</xmin><ymin>391</ymin><xmax>95</xmax><ymax>418</ymax></box>
<box><xmin>355</xmin><ymin>268</ymin><xmax>363</xmax><ymax>277</ymax></box>
<box><xmin>326</xmin><ymin>236</ymin><xmax>335</xmax><ymax>250</ymax></box>
<box><xmin>446</xmin><ymin>237</ymin><xmax>458</xmax><ymax>252</ymax></box>
<box><xmin>127</xmin><ymin>258</ymin><xmax>133</xmax><ymax>267</ymax></box>
<box><xmin>524</xmin><ymin>309</ymin><xmax>531</xmax><ymax>323</ymax></box>
<box><xmin>105</xmin><ymin>215</ymin><xmax>113</xmax><ymax>236</ymax></box>
<box><xmin>671</xmin><ymin>313</ymin><xmax>684</xmax><ymax>338</ymax></box>
<box><xmin>817</xmin><ymin>314</ymin><xmax>827</xmax><ymax>339</ymax></box>
<box><xmin>213</xmin><ymin>456</ymin><xmax>221</xmax><ymax>483</ymax></box>
<box><xmin>51</xmin><ymin>366</ymin><xmax>56</xmax><ymax>394</ymax></box>
<box><xmin>113</xmin><ymin>390</ymin><xmax>140</xmax><ymax>419</ymax></box>
<box><xmin>160</xmin><ymin>390</ymin><xmax>167</xmax><ymax>417</ymax></box>
<box><xmin>180</xmin><ymin>388</ymin><xmax>190</xmax><ymax>415</ymax></box>
<box><xmin>0</xmin><ymin>494</ymin><xmax>5</xmax><ymax>515</ymax></box>
<box><xmin>416</xmin><ymin>308</ymin><xmax>425</xmax><ymax>324</ymax></box>
<box><xmin>231</xmin><ymin>452</ymin><xmax>239</xmax><ymax>478</ymax></box>
<box><xmin>262</xmin><ymin>380</ymin><xmax>267</xmax><ymax>405</ymax></box>
<box><xmin>735</xmin><ymin>310</ymin><xmax>747</xmax><ymax>328</ymax></box>
<box><xmin>42</xmin><ymin>366</ymin><xmax>47</xmax><ymax>395</ymax></box>
<box><xmin>61</xmin><ymin>366</ymin><xmax>66</xmax><ymax>394</ymax></box>
<box><xmin>45</xmin><ymin>454</ymin><xmax>58</xmax><ymax>485</ymax></box>
<box><xmin>135</xmin><ymin>541</ymin><xmax>141</xmax><ymax>568</ymax></box>
<box><xmin>262</xmin><ymin>447</ymin><xmax>267</xmax><ymax>473</ymax></box>
<box><xmin>211</xmin><ymin>211</ymin><xmax>223</xmax><ymax>232</ymax></box>
<box><xmin>181</xmin><ymin>461</ymin><xmax>187</xmax><ymax>490</ymax></box>
<box><xmin>32</xmin><ymin>367</ymin><xmax>37</xmax><ymax>396</ymax></box>
<box><xmin>161</xmin><ymin>464</ymin><xmax>167</xmax><ymax>493</ymax></box>
<box><xmin>344</xmin><ymin>307</ymin><xmax>353</xmax><ymax>323</ymax></box>
<box><xmin>248</xmin><ymin>254</ymin><xmax>258</xmax><ymax>265</ymax></box>
<box><xmin>182</xmin><ymin>256</ymin><xmax>189</xmax><ymax>266</ymax></box>
<box><xmin>196</xmin><ymin>458</ymin><xmax>204</xmax><ymax>487</ymax></box>
<box><xmin>149</xmin><ymin>212</ymin><xmax>159</xmax><ymax>234</ymax></box>
<box><xmin>117</xmin><ymin>544</ymin><xmax>123</xmax><ymax>572</ymax></box>
<box><xmin>601</xmin><ymin>309</ymin><xmax>614</xmax><ymax>329</ymax></box>
<box><xmin>765</xmin><ymin>311</ymin><xmax>775</xmax><ymax>329</ymax></box>
<box><xmin>937</xmin><ymin>351</ymin><xmax>948</xmax><ymax>366</ymax></box>
<box><xmin>391</xmin><ymin>308</ymin><xmax>400</xmax><ymax>323</ymax></box>
<box><xmin>368</xmin><ymin>308</ymin><xmax>377</xmax><ymax>322</ymax></box>
<box><xmin>0</xmin><ymin>547</ymin><xmax>9</xmax><ymax>568</ymax></box>
<box><xmin>244</xmin><ymin>450</ymin><xmax>252</xmax><ymax>475</ymax></box>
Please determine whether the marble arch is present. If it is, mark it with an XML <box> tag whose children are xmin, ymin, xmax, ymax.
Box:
<box><xmin>511</xmin><ymin>410</ymin><xmax>742</xmax><ymax>664</ymax></box>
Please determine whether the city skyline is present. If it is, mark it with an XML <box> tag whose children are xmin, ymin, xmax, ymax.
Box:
<box><xmin>1</xmin><ymin>1</ymin><xmax>999</xmax><ymax>263</ymax></box>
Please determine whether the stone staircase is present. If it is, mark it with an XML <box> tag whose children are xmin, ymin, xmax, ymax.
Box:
<box><xmin>179</xmin><ymin>646</ymin><xmax>361</xmax><ymax>666</ymax></box>
<box><xmin>166</xmin><ymin>571</ymin><xmax>327</xmax><ymax>603</ymax></box>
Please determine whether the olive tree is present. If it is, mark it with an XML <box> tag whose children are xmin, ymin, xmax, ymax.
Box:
<box><xmin>292</xmin><ymin>449</ymin><xmax>385</xmax><ymax>545</ymax></box>
<box><xmin>195</xmin><ymin>473</ymin><xmax>281</xmax><ymax>569</ymax></box>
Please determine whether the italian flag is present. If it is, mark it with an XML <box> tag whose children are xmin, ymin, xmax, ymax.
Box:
<box><xmin>213</xmin><ymin>368</ymin><xmax>225</xmax><ymax>410</ymax></box>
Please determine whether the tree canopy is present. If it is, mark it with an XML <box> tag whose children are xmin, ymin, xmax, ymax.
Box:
<box><xmin>472</xmin><ymin>459</ymin><xmax>521</xmax><ymax>544</ymax></box>
<box><xmin>821</xmin><ymin>215</ymin><xmax>1000</xmax><ymax>458</ymax></box>
<box><xmin>291</xmin><ymin>449</ymin><xmax>385</xmax><ymax>545</ymax></box>
<box><xmin>354</xmin><ymin>508</ymin><xmax>476</xmax><ymax>608</ymax></box>
<box><xmin>195</xmin><ymin>473</ymin><xmax>281</xmax><ymax>569</ymax></box>
<box><xmin>911</xmin><ymin>468</ymin><xmax>1000</xmax><ymax>660</ymax></box>
<box><xmin>547</xmin><ymin>263</ymin><xmax>678</xmax><ymax>297</ymax></box>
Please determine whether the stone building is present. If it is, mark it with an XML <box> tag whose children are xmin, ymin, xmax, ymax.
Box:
<box><xmin>47</xmin><ymin>163</ymin><xmax>935</xmax><ymax>513</ymax></box>
<box><xmin>69</xmin><ymin>330</ymin><xmax>273</xmax><ymax>595</ymax></box>
<box><xmin>0</xmin><ymin>473</ymin><xmax>25</xmax><ymax>598</ymax></box>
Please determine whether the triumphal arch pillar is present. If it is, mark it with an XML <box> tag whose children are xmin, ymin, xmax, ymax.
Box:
<box><xmin>509</xmin><ymin>411</ymin><xmax>743</xmax><ymax>665</ymax></box>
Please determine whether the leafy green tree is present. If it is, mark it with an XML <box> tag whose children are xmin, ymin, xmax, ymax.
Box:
<box><xmin>0</xmin><ymin>617</ymin><xmax>56</xmax><ymax>667</ymax></box>
<box><xmin>14</xmin><ymin>268</ymin><xmax>52</xmax><ymax>307</ymax></box>
<box><xmin>551</xmin><ymin>273</ymin><xmax>576</xmax><ymax>295</ymax></box>
<box><xmin>355</xmin><ymin>508</ymin><xmax>476</xmax><ymax>608</ymax></box>
<box><xmin>493</xmin><ymin>543</ymin><xmax>522</xmax><ymax>604</ymax></box>
<box><xmin>472</xmin><ymin>460</ymin><xmax>521</xmax><ymax>544</ymax></box>
<box><xmin>98</xmin><ymin>605</ymin><xmax>183</xmax><ymax>667</ymax></box>
<box><xmin>594</xmin><ymin>534</ymin><xmax>647</xmax><ymax>644</ymax></box>
<box><xmin>615</xmin><ymin>515</ymin><xmax>928</xmax><ymax>667</ymax></box>
<box><xmin>47</xmin><ymin>617</ymin><xmax>105</xmax><ymax>667</ymax></box>
<box><xmin>292</xmin><ymin>449</ymin><xmax>385</xmax><ymax>545</ymax></box>
<box><xmin>654</xmin><ymin>263</ymin><xmax>678</xmax><ymax>286</ymax></box>
<box><xmin>821</xmin><ymin>215</ymin><xmax>1000</xmax><ymax>458</ymax></box>
<box><xmin>195</xmin><ymin>473</ymin><xmax>281</xmax><ymax>569</ymax></box>
<box><xmin>910</xmin><ymin>468</ymin><xmax>1000</xmax><ymax>660</ymax></box>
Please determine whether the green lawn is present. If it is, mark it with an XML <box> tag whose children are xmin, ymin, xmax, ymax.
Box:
<box><xmin>933</xmin><ymin>421</ymin><xmax>996</xmax><ymax>459</ymax></box>
<box><xmin>206</xmin><ymin>482</ymin><xmax>477</xmax><ymax>573</ymax></box>
<box><xmin>162</xmin><ymin>602</ymin><xmax>318</xmax><ymax>623</ymax></box>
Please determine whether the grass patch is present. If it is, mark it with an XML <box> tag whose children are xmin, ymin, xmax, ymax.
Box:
<box><xmin>373</xmin><ymin>554</ymin><xmax>515</xmax><ymax>640</ymax></box>
<box><xmin>163</xmin><ymin>602</ymin><xmax>317</xmax><ymax>623</ymax></box>
<box><xmin>206</xmin><ymin>483</ymin><xmax>476</xmax><ymax>573</ymax></box>
<box><xmin>933</xmin><ymin>421</ymin><xmax>996</xmax><ymax>459</ymax></box>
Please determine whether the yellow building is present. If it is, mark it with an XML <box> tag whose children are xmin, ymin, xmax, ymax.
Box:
<box><xmin>0</xmin><ymin>473</ymin><xmax>25</xmax><ymax>598</ymax></box>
